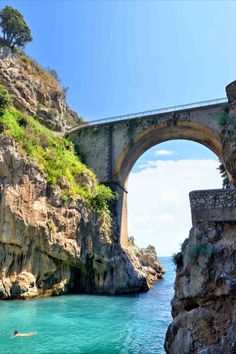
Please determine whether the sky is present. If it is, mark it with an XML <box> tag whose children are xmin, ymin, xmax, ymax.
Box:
<box><xmin>0</xmin><ymin>0</ymin><xmax>235</xmax><ymax>255</ymax></box>
<box><xmin>128</xmin><ymin>141</ymin><xmax>222</xmax><ymax>256</ymax></box>
<box><xmin>1</xmin><ymin>0</ymin><xmax>236</xmax><ymax>119</ymax></box>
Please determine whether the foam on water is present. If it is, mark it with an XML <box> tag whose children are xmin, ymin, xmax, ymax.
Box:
<box><xmin>0</xmin><ymin>257</ymin><xmax>175</xmax><ymax>354</ymax></box>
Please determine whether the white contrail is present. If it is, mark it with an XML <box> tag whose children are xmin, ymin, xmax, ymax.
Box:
<box><xmin>104</xmin><ymin>1</ymin><xmax>121</xmax><ymax>65</ymax></box>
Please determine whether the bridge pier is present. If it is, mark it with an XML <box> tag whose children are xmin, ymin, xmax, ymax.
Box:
<box><xmin>104</xmin><ymin>181</ymin><xmax>128</xmax><ymax>248</ymax></box>
<box><xmin>66</xmin><ymin>87</ymin><xmax>236</xmax><ymax>247</ymax></box>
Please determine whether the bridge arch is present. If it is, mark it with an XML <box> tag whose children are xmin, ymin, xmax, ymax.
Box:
<box><xmin>112</xmin><ymin>122</ymin><xmax>224</xmax><ymax>248</ymax></box>
<box><xmin>113</xmin><ymin>121</ymin><xmax>223</xmax><ymax>190</ymax></box>
<box><xmin>67</xmin><ymin>95</ymin><xmax>235</xmax><ymax>248</ymax></box>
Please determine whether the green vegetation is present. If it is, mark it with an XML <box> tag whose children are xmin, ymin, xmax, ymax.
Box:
<box><xmin>46</xmin><ymin>67</ymin><xmax>61</xmax><ymax>83</ymax></box>
<box><xmin>0</xmin><ymin>93</ymin><xmax>117</xmax><ymax>215</ymax></box>
<box><xmin>217</xmin><ymin>112</ymin><xmax>230</xmax><ymax>128</ymax></box>
<box><xmin>218</xmin><ymin>162</ymin><xmax>230</xmax><ymax>188</ymax></box>
<box><xmin>188</xmin><ymin>243</ymin><xmax>214</xmax><ymax>265</ymax></box>
<box><xmin>0</xmin><ymin>84</ymin><xmax>11</xmax><ymax>112</ymax></box>
<box><xmin>47</xmin><ymin>219</ymin><xmax>57</xmax><ymax>232</ymax></box>
<box><xmin>217</xmin><ymin>109</ymin><xmax>236</xmax><ymax>139</ymax></box>
<box><xmin>172</xmin><ymin>252</ymin><xmax>183</xmax><ymax>268</ymax></box>
<box><xmin>0</xmin><ymin>6</ymin><xmax>32</xmax><ymax>49</ymax></box>
<box><xmin>46</xmin><ymin>67</ymin><xmax>69</xmax><ymax>98</ymax></box>
<box><xmin>89</xmin><ymin>184</ymin><xmax>116</xmax><ymax>212</ymax></box>
<box><xmin>217</xmin><ymin>110</ymin><xmax>231</xmax><ymax>188</ymax></box>
<box><xmin>16</xmin><ymin>52</ymin><xmax>62</xmax><ymax>93</ymax></box>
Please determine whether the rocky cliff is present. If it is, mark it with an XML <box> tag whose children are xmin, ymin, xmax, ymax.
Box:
<box><xmin>164</xmin><ymin>221</ymin><xmax>236</xmax><ymax>354</ymax></box>
<box><xmin>163</xmin><ymin>82</ymin><xmax>236</xmax><ymax>354</ymax></box>
<box><xmin>127</xmin><ymin>236</ymin><xmax>164</xmax><ymax>287</ymax></box>
<box><xmin>0</xmin><ymin>46</ymin><xmax>82</xmax><ymax>132</ymax></box>
<box><xmin>0</xmin><ymin>134</ymin><xmax>154</xmax><ymax>299</ymax></box>
<box><xmin>0</xmin><ymin>46</ymin><xmax>163</xmax><ymax>299</ymax></box>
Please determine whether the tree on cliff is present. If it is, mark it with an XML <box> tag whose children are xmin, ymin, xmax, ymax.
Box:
<box><xmin>218</xmin><ymin>163</ymin><xmax>230</xmax><ymax>188</ymax></box>
<box><xmin>0</xmin><ymin>6</ymin><xmax>32</xmax><ymax>49</ymax></box>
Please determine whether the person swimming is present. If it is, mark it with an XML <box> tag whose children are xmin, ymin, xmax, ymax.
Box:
<box><xmin>12</xmin><ymin>331</ymin><xmax>37</xmax><ymax>337</ymax></box>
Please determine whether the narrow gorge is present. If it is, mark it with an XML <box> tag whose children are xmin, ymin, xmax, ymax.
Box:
<box><xmin>0</xmin><ymin>46</ymin><xmax>164</xmax><ymax>299</ymax></box>
<box><xmin>1</xmin><ymin>44</ymin><xmax>236</xmax><ymax>354</ymax></box>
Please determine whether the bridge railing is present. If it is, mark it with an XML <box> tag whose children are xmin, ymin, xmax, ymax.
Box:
<box><xmin>68</xmin><ymin>97</ymin><xmax>228</xmax><ymax>133</ymax></box>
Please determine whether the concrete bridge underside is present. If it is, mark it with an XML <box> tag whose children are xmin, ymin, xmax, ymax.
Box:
<box><xmin>67</xmin><ymin>94</ymin><xmax>234</xmax><ymax>248</ymax></box>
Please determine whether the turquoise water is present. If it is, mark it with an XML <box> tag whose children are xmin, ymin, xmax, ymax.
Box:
<box><xmin>0</xmin><ymin>257</ymin><xmax>175</xmax><ymax>354</ymax></box>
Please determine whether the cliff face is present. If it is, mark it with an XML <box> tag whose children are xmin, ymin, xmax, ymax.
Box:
<box><xmin>164</xmin><ymin>221</ymin><xmax>236</xmax><ymax>354</ymax></box>
<box><xmin>163</xmin><ymin>83</ymin><xmax>236</xmax><ymax>354</ymax></box>
<box><xmin>0</xmin><ymin>47</ymin><xmax>164</xmax><ymax>299</ymax></box>
<box><xmin>0</xmin><ymin>46</ymin><xmax>82</xmax><ymax>132</ymax></box>
<box><xmin>0</xmin><ymin>135</ymin><xmax>155</xmax><ymax>299</ymax></box>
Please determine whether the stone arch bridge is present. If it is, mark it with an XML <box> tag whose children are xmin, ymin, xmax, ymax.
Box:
<box><xmin>67</xmin><ymin>81</ymin><xmax>236</xmax><ymax>247</ymax></box>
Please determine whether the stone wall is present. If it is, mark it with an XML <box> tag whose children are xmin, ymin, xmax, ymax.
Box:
<box><xmin>68</xmin><ymin>102</ymin><xmax>226</xmax><ymax>248</ymax></box>
<box><xmin>190</xmin><ymin>189</ymin><xmax>236</xmax><ymax>225</ymax></box>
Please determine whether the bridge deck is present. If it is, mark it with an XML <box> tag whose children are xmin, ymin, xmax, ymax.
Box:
<box><xmin>67</xmin><ymin>97</ymin><xmax>227</xmax><ymax>135</ymax></box>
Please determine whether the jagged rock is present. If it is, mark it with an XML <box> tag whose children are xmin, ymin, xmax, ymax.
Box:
<box><xmin>0</xmin><ymin>46</ymin><xmax>83</xmax><ymax>132</ymax></box>
<box><xmin>11</xmin><ymin>272</ymin><xmax>38</xmax><ymax>299</ymax></box>
<box><xmin>226</xmin><ymin>80</ymin><xmax>236</xmax><ymax>106</ymax></box>
<box><xmin>0</xmin><ymin>46</ymin><xmax>163</xmax><ymax>299</ymax></box>
<box><xmin>0</xmin><ymin>137</ymin><xmax>150</xmax><ymax>299</ymax></box>
<box><xmin>126</xmin><ymin>237</ymin><xmax>164</xmax><ymax>286</ymax></box>
<box><xmin>165</xmin><ymin>222</ymin><xmax>236</xmax><ymax>354</ymax></box>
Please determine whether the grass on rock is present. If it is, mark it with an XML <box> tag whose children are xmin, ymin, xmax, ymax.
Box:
<box><xmin>0</xmin><ymin>107</ymin><xmax>117</xmax><ymax>215</ymax></box>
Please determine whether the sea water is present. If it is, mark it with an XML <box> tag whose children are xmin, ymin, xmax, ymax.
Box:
<box><xmin>0</xmin><ymin>257</ymin><xmax>175</xmax><ymax>354</ymax></box>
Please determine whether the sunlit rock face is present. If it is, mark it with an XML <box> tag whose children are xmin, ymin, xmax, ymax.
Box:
<box><xmin>165</xmin><ymin>222</ymin><xmax>236</xmax><ymax>354</ymax></box>
<box><xmin>0</xmin><ymin>136</ymin><xmax>163</xmax><ymax>299</ymax></box>
<box><xmin>126</xmin><ymin>237</ymin><xmax>164</xmax><ymax>287</ymax></box>
<box><xmin>0</xmin><ymin>45</ymin><xmax>164</xmax><ymax>299</ymax></box>
<box><xmin>0</xmin><ymin>46</ymin><xmax>82</xmax><ymax>131</ymax></box>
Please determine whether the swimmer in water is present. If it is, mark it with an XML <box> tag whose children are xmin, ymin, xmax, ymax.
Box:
<box><xmin>12</xmin><ymin>331</ymin><xmax>37</xmax><ymax>337</ymax></box>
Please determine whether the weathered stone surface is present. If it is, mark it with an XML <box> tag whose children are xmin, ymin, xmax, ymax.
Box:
<box><xmin>67</xmin><ymin>97</ymin><xmax>227</xmax><ymax>248</ymax></box>
<box><xmin>189</xmin><ymin>189</ymin><xmax>236</xmax><ymax>225</ymax></box>
<box><xmin>0</xmin><ymin>46</ymin><xmax>82</xmax><ymax>132</ymax></box>
<box><xmin>0</xmin><ymin>47</ymin><xmax>164</xmax><ymax>299</ymax></box>
<box><xmin>127</xmin><ymin>237</ymin><xmax>164</xmax><ymax>286</ymax></box>
<box><xmin>0</xmin><ymin>136</ymin><xmax>157</xmax><ymax>299</ymax></box>
<box><xmin>226</xmin><ymin>80</ymin><xmax>236</xmax><ymax>106</ymax></box>
<box><xmin>11</xmin><ymin>272</ymin><xmax>38</xmax><ymax>299</ymax></box>
<box><xmin>164</xmin><ymin>221</ymin><xmax>236</xmax><ymax>353</ymax></box>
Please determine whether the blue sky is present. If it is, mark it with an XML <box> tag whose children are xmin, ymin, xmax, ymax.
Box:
<box><xmin>132</xmin><ymin>140</ymin><xmax>218</xmax><ymax>172</ymax></box>
<box><xmin>2</xmin><ymin>0</ymin><xmax>236</xmax><ymax>120</ymax></box>
<box><xmin>128</xmin><ymin>141</ymin><xmax>221</xmax><ymax>255</ymax></box>
<box><xmin>0</xmin><ymin>1</ymin><xmax>234</xmax><ymax>254</ymax></box>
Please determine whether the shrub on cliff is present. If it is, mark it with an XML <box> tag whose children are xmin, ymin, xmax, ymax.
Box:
<box><xmin>172</xmin><ymin>252</ymin><xmax>183</xmax><ymax>268</ymax></box>
<box><xmin>0</xmin><ymin>107</ymin><xmax>117</xmax><ymax>215</ymax></box>
<box><xmin>188</xmin><ymin>243</ymin><xmax>214</xmax><ymax>265</ymax></box>
<box><xmin>0</xmin><ymin>6</ymin><xmax>32</xmax><ymax>49</ymax></box>
<box><xmin>0</xmin><ymin>84</ymin><xmax>11</xmax><ymax>113</ymax></box>
<box><xmin>46</xmin><ymin>67</ymin><xmax>70</xmax><ymax>99</ymax></box>
<box><xmin>218</xmin><ymin>162</ymin><xmax>230</xmax><ymax>188</ymax></box>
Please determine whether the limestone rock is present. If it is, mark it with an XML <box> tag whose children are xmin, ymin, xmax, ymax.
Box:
<box><xmin>11</xmin><ymin>272</ymin><xmax>38</xmax><ymax>299</ymax></box>
<box><xmin>126</xmin><ymin>237</ymin><xmax>164</xmax><ymax>287</ymax></box>
<box><xmin>0</xmin><ymin>137</ymin><xmax>149</xmax><ymax>299</ymax></box>
<box><xmin>165</xmin><ymin>222</ymin><xmax>236</xmax><ymax>354</ymax></box>
<box><xmin>0</xmin><ymin>46</ymin><xmax>83</xmax><ymax>132</ymax></box>
<box><xmin>226</xmin><ymin>80</ymin><xmax>236</xmax><ymax>106</ymax></box>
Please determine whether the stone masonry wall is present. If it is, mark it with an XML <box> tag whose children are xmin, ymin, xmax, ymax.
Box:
<box><xmin>190</xmin><ymin>189</ymin><xmax>236</xmax><ymax>225</ymax></box>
